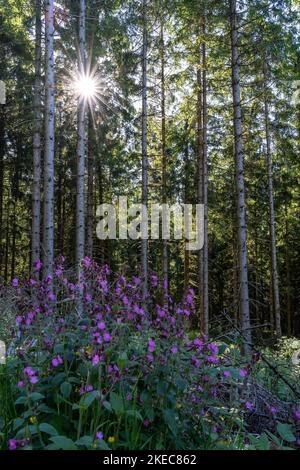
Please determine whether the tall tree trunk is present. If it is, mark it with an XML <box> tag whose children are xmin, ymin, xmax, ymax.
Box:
<box><xmin>141</xmin><ymin>0</ymin><xmax>148</xmax><ymax>302</ymax></box>
<box><xmin>263</xmin><ymin>63</ymin><xmax>281</xmax><ymax>337</ymax></box>
<box><xmin>57</xmin><ymin>104</ymin><xmax>63</xmax><ymax>255</ymax></box>
<box><xmin>184</xmin><ymin>121</ymin><xmax>190</xmax><ymax>292</ymax></box>
<box><xmin>4</xmin><ymin>192</ymin><xmax>9</xmax><ymax>281</ymax></box>
<box><xmin>202</xmin><ymin>16</ymin><xmax>209</xmax><ymax>336</ymax></box>
<box><xmin>196</xmin><ymin>41</ymin><xmax>204</xmax><ymax>330</ymax></box>
<box><xmin>160</xmin><ymin>18</ymin><xmax>168</xmax><ymax>290</ymax></box>
<box><xmin>76</xmin><ymin>0</ymin><xmax>87</xmax><ymax>267</ymax></box>
<box><xmin>31</xmin><ymin>0</ymin><xmax>42</xmax><ymax>273</ymax></box>
<box><xmin>97</xmin><ymin>154</ymin><xmax>104</xmax><ymax>264</ymax></box>
<box><xmin>0</xmin><ymin>108</ymin><xmax>4</xmax><ymax>277</ymax></box>
<box><xmin>285</xmin><ymin>205</ymin><xmax>292</xmax><ymax>335</ymax></box>
<box><xmin>11</xmin><ymin>199</ymin><xmax>16</xmax><ymax>279</ymax></box>
<box><xmin>43</xmin><ymin>0</ymin><xmax>55</xmax><ymax>278</ymax></box>
<box><xmin>229</xmin><ymin>0</ymin><xmax>252</xmax><ymax>352</ymax></box>
<box><xmin>87</xmin><ymin>114</ymin><xmax>94</xmax><ymax>258</ymax></box>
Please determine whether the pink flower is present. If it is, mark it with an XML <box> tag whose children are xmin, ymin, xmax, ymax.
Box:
<box><xmin>103</xmin><ymin>332</ymin><xmax>111</xmax><ymax>342</ymax></box>
<box><xmin>48</xmin><ymin>292</ymin><xmax>56</xmax><ymax>302</ymax></box>
<box><xmin>191</xmin><ymin>356</ymin><xmax>200</xmax><ymax>368</ymax></box>
<box><xmin>24</xmin><ymin>367</ymin><xmax>35</xmax><ymax>377</ymax></box>
<box><xmin>207</xmin><ymin>355</ymin><xmax>219</xmax><ymax>364</ymax></box>
<box><xmin>223</xmin><ymin>370</ymin><xmax>231</xmax><ymax>378</ymax></box>
<box><xmin>55</xmin><ymin>268</ymin><xmax>63</xmax><ymax>277</ymax></box>
<box><xmin>51</xmin><ymin>355</ymin><xmax>63</xmax><ymax>368</ymax></box>
<box><xmin>267</xmin><ymin>405</ymin><xmax>277</xmax><ymax>415</ymax></box>
<box><xmin>8</xmin><ymin>439</ymin><xmax>17</xmax><ymax>450</ymax></box>
<box><xmin>148</xmin><ymin>338</ymin><xmax>155</xmax><ymax>353</ymax></box>
<box><xmin>293</xmin><ymin>410</ymin><xmax>300</xmax><ymax>421</ymax></box>
<box><xmin>83</xmin><ymin>256</ymin><xmax>92</xmax><ymax>269</ymax></box>
<box><xmin>17</xmin><ymin>381</ymin><xmax>25</xmax><ymax>389</ymax></box>
<box><xmin>29</xmin><ymin>376</ymin><xmax>39</xmax><ymax>384</ymax></box>
<box><xmin>97</xmin><ymin>321</ymin><xmax>106</xmax><ymax>330</ymax></box>
<box><xmin>239</xmin><ymin>368</ymin><xmax>248</xmax><ymax>378</ymax></box>
<box><xmin>92</xmin><ymin>354</ymin><xmax>100</xmax><ymax>365</ymax></box>
<box><xmin>194</xmin><ymin>338</ymin><xmax>204</xmax><ymax>349</ymax></box>
<box><xmin>208</xmin><ymin>342</ymin><xmax>218</xmax><ymax>355</ymax></box>
<box><xmin>156</xmin><ymin>306</ymin><xmax>165</xmax><ymax>318</ymax></box>
<box><xmin>245</xmin><ymin>401</ymin><xmax>254</xmax><ymax>411</ymax></box>
<box><xmin>34</xmin><ymin>259</ymin><xmax>42</xmax><ymax>271</ymax></box>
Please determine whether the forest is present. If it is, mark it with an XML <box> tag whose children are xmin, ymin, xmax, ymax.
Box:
<box><xmin>0</xmin><ymin>0</ymin><xmax>299</xmax><ymax>454</ymax></box>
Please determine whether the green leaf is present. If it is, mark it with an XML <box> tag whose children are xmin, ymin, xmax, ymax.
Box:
<box><xmin>103</xmin><ymin>400</ymin><xmax>112</xmax><ymax>412</ymax></box>
<box><xmin>60</xmin><ymin>381</ymin><xmax>72</xmax><ymax>398</ymax></box>
<box><xmin>277</xmin><ymin>423</ymin><xmax>296</xmax><ymax>443</ymax></box>
<box><xmin>75</xmin><ymin>436</ymin><xmax>93</xmax><ymax>447</ymax></box>
<box><xmin>15</xmin><ymin>396</ymin><xmax>26</xmax><ymax>405</ymax></box>
<box><xmin>29</xmin><ymin>392</ymin><xmax>45</xmax><ymax>402</ymax></box>
<box><xmin>110</xmin><ymin>392</ymin><xmax>124</xmax><ymax>414</ymax></box>
<box><xmin>48</xmin><ymin>436</ymin><xmax>77</xmax><ymax>450</ymax></box>
<box><xmin>13</xmin><ymin>417</ymin><xmax>24</xmax><ymax>431</ymax></box>
<box><xmin>95</xmin><ymin>440</ymin><xmax>110</xmax><ymax>450</ymax></box>
<box><xmin>80</xmin><ymin>390</ymin><xmax>100</xmax><ymax>408</ymax></box>
<box><xmin>125</xmin><ymin>409</ymin><xmax>143</xmax><ymax>421</ymax></box>
<box><xmin>39</xmin><ymin>423</ymin><xmax>58</xmax><ymax>436</ymax></box>
<box><xmin>163</xmin><ymin>408</ymin><xmax>178</xmax><ymax>435</ymax></box>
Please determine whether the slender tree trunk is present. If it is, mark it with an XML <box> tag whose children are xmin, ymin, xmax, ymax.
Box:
<box><xmin>202</xmin><ymin>16</ymin><xmax>209</xmax><ymax>336</ymax></box>
<box><xmin>4</xmin><ymin>193</ymin><xmax>9</xmax><ymax>281</ymax></box>
<box><xmin>184</xmin><ymin>121</ymin><xmax>190</xmax><ymax>292</ymax></box>
<box><xmin>196</xmin><ymin>41</ymin><xmax>204</xmax><ymax>330</ymax></box>
<box><xmin>97</xmin><ymin>155</ymin><xmax>104</xmax><ymax>265</ymax></box>
<box><xmin>31</xmin><ymin>0</ymin><xmax>42</xmax><ymax>273</ymax></box>
<box><xmin>57</xmin><ymin>104</ymin><xmax>63</xmax><ymax>255</ymax></box>
<box><xmin>141</xmin><ymin>0</ymin><xmax>148</xmax><ymax>302</ymax></box>
<box><xmin>43</xmin><ymin>0</ymin><xmax>55</xmax><ymax>278</ymax></box>
<box><xmin>263</xmin><ymin>64</ymin><xmax>281</xmax><ymax>337</ymax></box>
<box><xmin>0</xmin><ymin>109</ymin><xmax>4</xmax><ymax>277</ymax></box>
<box><xmin>229</xmin><ymin>0</ymin><xmax>252</xmax><ymax>352</ymax></box>
<box><xmin>160</xmin><ymin>19</ymin><xmax>168</xmax><ymax>290</ymax></box>
<box><xmin>285</xmin><ymin>206</ymin><xmax>292</xmax><ymax>335</ymax></box>
<box><xmin>87</xmin><ymin>114</ymin><xmax>94</xmax><ymax>258</ymax></box>
<box><xmin>11</xmin><ymin>199</ymin><xmax>16</xmax><ymax>279</ymax></box>
<box><xmin>76</xmin><ymin>0</ymin><xmax>87</xmax><ymax>267</ymax></box>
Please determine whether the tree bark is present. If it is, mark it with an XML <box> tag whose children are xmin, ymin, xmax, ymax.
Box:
<box><xmin>196</xmin><ymin>40</ymin><xmax>204</xmax><ymax>330</ymax></box>
<box><xmin>229</xmin><ymin>0</ymin><xmax>252</xmax><ymax>352</ymax></box>
<box><xmin>202</xmin><ymin>16</ymin><xmax>209</xmax><ymax>336</ymax></box>
<box><xmin>184</xmin><ymin>121</ymin><xmax>190</xmax><ymax>292</ymax></box>
<box><xmin>76</xmin><ymin>0</ymin><xmax>87</xmax><ymax>267</ymax></box>
<box><xmin>263</xmin><ymin>63</ymin><xmax>281</xmax><ymax>337</ymax></box>
<box><xmin>141</xmin><ymin>0</ymin><xmax>148</xmax><ymax>302</ymax></box>
<box><xmin>160</xmin><ymin>18</ymin><xmax>168</xmax><ymax>290</ymax></box>
<box><xmin>87</xmin><ymin>114</ymin><xmax>94</xmax><ymax>258</ymax></box>
<box><xmin>43</xmin><ymin>0</ymin><xmax>55</xmax><ymax>278</ymax></box>
<box><xmin>31</xmin><ymin>0</ymin><xmax>42</xmax><ymax>273</ymax></box>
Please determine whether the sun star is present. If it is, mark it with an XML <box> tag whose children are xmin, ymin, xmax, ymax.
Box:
<box><xmin>74</xmin><ymin>72</ymin><xmax>98</xmax><ymax>101</ymax></box>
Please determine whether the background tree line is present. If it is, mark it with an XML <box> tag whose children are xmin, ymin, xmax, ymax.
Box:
<box><xmin>0</xmin><ymin>0</ymin><xmax>299</xmax><ymax>340</ymax></box>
